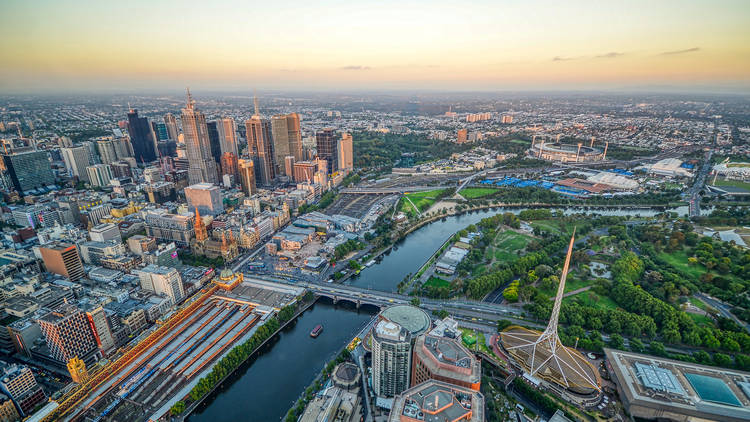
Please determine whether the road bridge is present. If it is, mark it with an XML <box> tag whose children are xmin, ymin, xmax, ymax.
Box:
<box><xmin>256</xmin><ymin>278</ymin><xmax>524</xmax><ymax>319</ymax></box>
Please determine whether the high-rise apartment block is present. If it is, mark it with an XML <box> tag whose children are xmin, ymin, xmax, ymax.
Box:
<box><xmin>37</xmin><ymin>304</ymin><xmax>98</xmax><ymax>363</ymax></box>
<box><xmin>372</xmin><ymin>319</ymin><xmax>412</xmax><ymax>398</ymax></box>
<box><xmin>456</xmin><ymin>129</ymin><xmax>468</xmax><ymax>144</ymax></box>
<box><xmin>39</xmin><ymin>242</ymin><xmax>85</xmax><ymax>281</ymax></box>
<box><xmin>96</xmin><ymin>136</ymin><xmax>133</xmax><ymax>164</ymax></box>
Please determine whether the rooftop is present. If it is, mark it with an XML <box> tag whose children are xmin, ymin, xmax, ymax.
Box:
<box><xmin>389</xmin><ymin>380</ymin><xmax>484</xmax><ymax>422</ymax></box>
<box><xmin>379</xmin><ymin>305</ymin><xmax>431</xmax><ymax>337</ymax></box>
<box><xmin>605</xmin><ymin>348</ymin><xmax>750</xmax><ymax>422</ymax></box>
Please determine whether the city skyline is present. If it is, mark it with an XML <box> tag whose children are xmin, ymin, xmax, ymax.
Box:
<box><xmin>1</xmin><ymin>0</ymin><xmax>748</xmax><ymax>94</ymax></box>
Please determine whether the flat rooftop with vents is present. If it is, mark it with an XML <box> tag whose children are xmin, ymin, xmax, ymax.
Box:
<box><xmin>388</xmin><ymin>380</ymin><xmax>484</xmax><ymax>422</ymax></box>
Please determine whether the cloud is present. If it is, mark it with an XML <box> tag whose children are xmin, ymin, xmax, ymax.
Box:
<box><xmin>339</xmin><ymin>65</ymin><xmax>371</xmax><ymax>70</ymax></box>
<box><xmin>596</xmin><ymin>52</ymin><xmax>624</xmax><ymax>59</ymax></box>
<box><xmin>552</xmin><ymin>56</ymin><xmax>576</xmax><ymax>62</ymax></box>
<box><xmin>659</xmin><ymin>47</ymin><xmax>700</xmax><ymax>56</ymax></box>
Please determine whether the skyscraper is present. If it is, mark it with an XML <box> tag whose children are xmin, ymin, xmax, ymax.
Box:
<box><xmin>217</xmin><ymin>117</ymin><xmax>238</xmax><ymax>158</ymax></box>
<box><xmin>338</xmin><ymin>132</ymin><xmax>353</xmax><ymax>171</ymax></box>
<box><xmin>372</xmin><ymin>319</ymin><xmax>412</xmax><ymax>397</ymax></box>
<box><xmin>271</xmin><ymin>113</ymin><xmax>302</xmax><ymax>175</ymax></box>
<box><xmin>206</xmin><ymin>121</ymin><xmax>223</xmax><ymax>168</ymax></box>
<box><xmin>221</xmin><ymin>152</ymin><xmax>238</xmax><ymax>179</ymax></box>
<box><xmin>37</xmin><ymin>304</ymin><xmax>98</xmax><ymax>363</ymax></box>
<box><xmin>237</xmin><ymin>159</ymin><xmax>256</xmax><ymax>196</ymax></box>
<box><xmin>315</xmin><ymin>128</ymin><xmax>338</xmax><ymax>175</ymax></box>
<box><xmin>2</xmin><ymin>151</ymin><xmax>55</xmax><ymax>194</ymax></box>
<box><xmin>126</xmin><ymin>108</ymin><xmax>157</xmax><ymax>163</ymax></box>
<box><xmin>164</xmin><ymin>113</ymin><xmax>179</xmax><ymax>141</ymax></box>
<box><xmin>60</xmin><ymin>146</ymin><xmax>91</xmax><ymax>182</ymax></box>
<box><xmin>245</xmin><ymin>96</ymin><xmax>275</xmax><ymax>185</ymax></box>
<box><xmin>181</xmin><ymin>90</ymin><xmax>219</xmax><ymax>185</ymax></box>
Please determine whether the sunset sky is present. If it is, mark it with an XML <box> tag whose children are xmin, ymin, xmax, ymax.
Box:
<box><xmin>1</xmin><ymin>0</ymin><xmax>749</xmax><ymax>93</ymax></box>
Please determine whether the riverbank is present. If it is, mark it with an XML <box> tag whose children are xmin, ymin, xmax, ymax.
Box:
<box><xmin>281</xmin><ymin>349</ymin><xmax>352</xmax><ymax>422</ymax></box>
<box><xmin>179</xmin><ymin>295</ymin><xmax>317</xmax><ymax>421</ymax></box>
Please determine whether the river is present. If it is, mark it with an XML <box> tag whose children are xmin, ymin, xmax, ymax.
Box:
<box><xmin>187</xmin><ymin>300</ymin><xmax>375</xmax><ymax>422</ymax></box>
<box><xmin>346</xmin><ymin>204</ymin><xmax>691</xmax><ymax>292</ymax></box>
<box><xmin>189</xmin><ymin>204</ymin><xmax>691</xmax><ymax>420</ymax></box>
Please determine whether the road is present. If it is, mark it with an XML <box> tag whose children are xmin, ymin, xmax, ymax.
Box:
<box><xmin>694</xmin><ymin>292</ymin><xmax>750</xmax><ymax>333</ymax></box>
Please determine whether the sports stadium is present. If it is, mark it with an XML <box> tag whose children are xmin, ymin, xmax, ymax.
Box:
<box><xmin>527</xmin><ymin>138</ymin><xmax>608</xmax><ymax>163</ymax></box>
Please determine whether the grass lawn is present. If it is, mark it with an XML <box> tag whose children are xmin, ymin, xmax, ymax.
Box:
<box><xmin>714</xmin><ymin>178</ymin><xmax>750</xmax><ymax>191</ymax></box>
<box><xmin>423</xmin><ymin>276</ymin><xmax>451</xmax><ymax>289</ymax></box>
<box><xmin>492</xmin><ymin>231</ymin><xmax>533</xmax><ymax>262</ymax></box>
<box><xmin>529</xmin><ymin>219</ymin><xmax>574</xmax><ymax>235</ymax></box>
<box><xmin>658</xmin><ymin>249</ymin><xmax>705</xmax><ymax>280</ymax></box>
<box><xmin>510</xmin><ymin>139</ymin><xmax>530</xmax><ymax>145</ymax></box>
<box><xmin>563</xmin><ymin>290</ymin><xmax>619</xmax><ymax>310</ymax></box>
<box><xmin>461</xmin><ymin>187</ymin><xmax>499</xmax><ymax>199</ymax></box>
<box><xmin>563</xmin><ymin>273</ymin><xmax>591</xmax><ymax>293</ymax></box>
<box><xmin>398</xmin><ymin>197</ymin><xmax>419</xmax><ymax>217</ymax></box>
<box><xmin>402</xmin><ymin>189</ymin><xmax>446</xmax><ymax>213</ymax></box>
<box><xmin>688</xmin><ymin>313</ymin><xmax>714</xmax><ymax>326</ymax></box>
<box><xmin>689</xmin><ymin>296</ymin><xmax>708</xmax><ymax>311</ymax></box>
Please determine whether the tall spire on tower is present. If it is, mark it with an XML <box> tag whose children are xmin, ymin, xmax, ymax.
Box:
<box><xmin>253</xmin><ymin>91</ymin><xmax>260</xmax><ymax>117</ymax></box>
<box><xmin>186</xmin><ymin>87</ymin><xmax>195</xmax><ymax>110</ymax></box>
<box><xmin>544</xmin><ymin>227</ymin><xmax>575</xmax><ymax>338</ymax></box>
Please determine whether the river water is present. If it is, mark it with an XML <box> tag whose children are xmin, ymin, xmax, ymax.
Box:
<box><xmin>189</xmin><ymin>205</ymin><xmax>689</xmax><ymax>420</ymax></box>
<box><xmin>188</xmin><ymin>300</ymin><xmax>375</xmax><ymax>422</ymax></box>
<box><xmin>347</xmin><ymin>205</ymin><xmax>690</xmax><ymax>292</ymax></box>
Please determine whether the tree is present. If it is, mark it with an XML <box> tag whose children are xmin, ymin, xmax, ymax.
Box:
<box><xmin>497</xmin><ymin>319</ymin><xmax>512</xmax><ymax>332</ymax></box>
<box><xmin>608</xmin><ymin>333</ymin><xmax>624</xmax><ymax>349</ymax></box>
<box><xmin>630</xmin><ymin>338</ymin><xmax>644</xmax><ymax>353</ymax></box>
<box><xmin>649</xmin><ymin>341</ymin><xmax>666</xmax><ymax>356</ymax></box>
<box><xmin>410</xmin><ymin>297</ymin><xmax>421</xmax><ymax>306</ymax></box>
